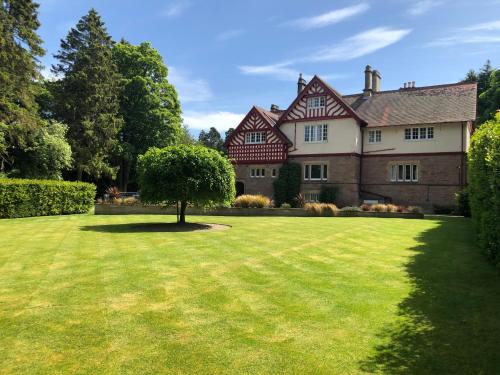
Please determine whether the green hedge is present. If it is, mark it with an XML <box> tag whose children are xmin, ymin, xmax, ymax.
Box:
<box><xmin>0</xmin><ymin>178</ymin><xmax>96</xmax><ymax>218</ymax></box>
<box><xmin>273</xmin><ymin>163</ymin><xmax>301</xmax><ymax>207</ymax></box>
<box><xmin>468</xmin><ymin>112</ymin><xmax>500</xmax><ymax>266</ymax></box>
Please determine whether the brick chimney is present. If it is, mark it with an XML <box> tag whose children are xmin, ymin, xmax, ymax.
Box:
<box><xmin>363</xmin><ymin>65</ymin><xmax>373</xmax><ymax>96</ymax></box>
<box><xmin>297</xmin><ymin>73</ymin><xmax>306</xmax><ymax>95</ymax></box>
<box><xmin>270</xmin><ymin>104</ymin><xmax>280</xmax><ymax>113</ymax></box>
<box><xmin>372</xmin><ymin>70</ymin><xmax>381</xmax><ymax>93</ymax></box>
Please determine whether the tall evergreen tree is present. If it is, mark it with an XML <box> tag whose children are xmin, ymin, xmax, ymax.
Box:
<box><xmin>113</xmin><ymin>41</ymin><xmax>181</xmax><ymax>190</ymax></box>
<box><xmin>52</xmin><ymin>9</ymin><xmax>123</xmax><ymax>180</ymax></box>
<box><xmin>0</xmin><ymin>0</ymin><xmax>44</xmax><ymax>171</ymax></box>
<box><xmin>198</xmin><ymin>127</ymin><xmax>224</xmax><ymax>152</ymax></box>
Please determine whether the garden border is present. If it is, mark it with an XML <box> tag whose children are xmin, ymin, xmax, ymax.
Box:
<box><xmin>95</xmin><ymin>204</ymin><xmax>424</xmax><ymax>219</ymax></box>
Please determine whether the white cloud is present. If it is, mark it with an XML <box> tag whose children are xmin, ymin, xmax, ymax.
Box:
<box><xmin>239</xmin><ymin>62</ymin><xmax>299</xmax><ymax>81</ymax></box>
<box><xmin>463</xmin><ymin>19</ymin><xmax>500</xmax><ymax>31</ymax></box>
<box><xmin>40</xmin><ymin>66</ymin><xmax>58</xmax><ymax>81</ymax></box>
<box><xmin>216</xmin><ymin>29</ymin><xmax>245</xmax><ymax>41</ymax></box>
<box><xmin>182</xmin><ymin>111</ymin><xmax>245</xmax><ymax>133</ymax></box>
<box><xmin>408</xmin><ymin>0</ymin><xmax>444</xmax><ymax>16</ymax></box>
<box><xmin>169</xmin><ymin>67</ymin><xmax>213</xmax><ymax>103</ymax></box>
<box><xmin>307</xmin><ymin>27</ymin><xmax>411</xmax><ymax>62</ymax></box>
<box><xmin>163</xmin><ymin>0</ymin><xmax>191</xmax><ymax>18</ymax></box>
<box><xmin>284</xmin><ymin>3</ymin><xmax>370</xmax><ymax>30</ymax></box>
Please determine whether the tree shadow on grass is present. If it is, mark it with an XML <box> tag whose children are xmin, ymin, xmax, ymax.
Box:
<box><xmin>80</xmin><ymin>222</ymin><xmax>227</xmax><ymax>233</ymax></box>
<box><xmin>360</xmin><ymin>217</ymin><xmax>500</xmax><ymax>374</ymax></box>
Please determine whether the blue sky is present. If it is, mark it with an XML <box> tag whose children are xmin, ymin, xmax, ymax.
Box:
<box><xmin>38</xmin><ymin>0</ymin><xmax>500</xmax><ymax>133</ymax></box>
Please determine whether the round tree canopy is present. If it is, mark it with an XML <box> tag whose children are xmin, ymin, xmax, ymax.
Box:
<box><xmin>137</xmin><ymin>145</ymin><xmax>235</xmax><ymax>209</ymax></box>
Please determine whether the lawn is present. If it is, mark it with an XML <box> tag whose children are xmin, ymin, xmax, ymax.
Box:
<box><xmin>0</xmin><ymin>215</ymin><xmax>499</xmax><ymax>374</ymax></box>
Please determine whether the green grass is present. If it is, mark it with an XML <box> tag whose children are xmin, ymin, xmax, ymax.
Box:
<box><xmin>0</xmin><ymin>215</ymin><xmax>499</xmax><ymax>374</ymax></box>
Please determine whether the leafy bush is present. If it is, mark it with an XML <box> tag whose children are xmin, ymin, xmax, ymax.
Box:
<box><xmin>372</xmin><ymin>204</ymin><xmax>388</xmax><ymax>212</ymax></box>
<box><xmin>455</xmin><ymin>190</ymin><xmax>471</xmax><ymax>217</ymax></box>
<box><xmin>360</xmin><ymin>203</ymin><xmax>371</xmax><ymax>211</ymax></box>
<box><xmin>319</xmin><ymin>185</ymin><xmax>338</xmax><ymax>204</ymax></box>
<box><xmin>233</xmin><ymin>194</ymin><xmax>271</xmax><ymax>208</ymax></box>
<box><xmin>0</xmin><ymin>178</ymin><xmax>95</xmax><ymax>218</ymax></box>
<box><xmin>294</xmin><ymin>193</ymin><xmax>305</xmax><ymax>208</ymax></box>
<box><xmin>468</xmin><ymin>113</ymin><xmax>500</xmax><ymax>264</ymax></box>
<box><xmin>280</xmin><ymin>203</ymin><xmax>291</xmax><ymax>209</ymax></box>
<box><xmin>273</xmin><ymin>163</ymin><xmax>301</xmax><ymax>207</ymax></box>
<box><xmin>407</xmin><ymin>206</ymin><xmax>423</xmax><ymax>214</ymax></box>
<box><xmin>396</xmin><ymin>205</ymin><xmax>406</xmax><ymax>213</ymax></box>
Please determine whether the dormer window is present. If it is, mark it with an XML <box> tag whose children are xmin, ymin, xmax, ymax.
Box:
<box><xmin>307</xmin><ymin>96</ymin><xmax>325</xmax><ymax>109</ymax></box>
<box><xmin>245</xmin><ymin>131</ymin><xmax>266</xmax><ymax>144</ymax></box>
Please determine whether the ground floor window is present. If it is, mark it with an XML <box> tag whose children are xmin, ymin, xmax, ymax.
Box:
<box><xmin>390</xmin><ymin>163</ymin><xmax>418</xmax><ymax>182</ymax></box>
<box><xmin>304</xmin><ymin>164</ymin><xmax>328</xmax><ymax>181</ymax></box>
<box><xmin>304</xmin><ymin>191</ymin><xmax>320</xmax><ymax>202</ymax></box>
<box><xmin>250</xmin><ymin>168</ymin><xmax>266</xmax><ymax>178</ymax></box>
<box><xmin>272</xmin><ymin>168</ymin><xmax>277</xmax><ymax>177</ymax></box>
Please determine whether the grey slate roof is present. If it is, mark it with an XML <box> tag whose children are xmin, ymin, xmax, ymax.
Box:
<box><xmin>342</xmin><ymin>82</ymin><xmax>477</xmax><ymax>127</ymax></box>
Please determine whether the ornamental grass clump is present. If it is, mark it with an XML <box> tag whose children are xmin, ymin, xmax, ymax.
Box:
<box><xmin>371</xmin><ymin>204</ymin><xmax>388</xmax><ymax>212</ymax></box>
<box><xmin>386</xmin><ymin>204</ymin><xmax>398</xmax><ymax>212</ymax></box>
<box><xmin>360</xmin><ymin>203</ymin><xmax>371</xmax><ymax>211</ymax></box>
<box><xmin>321</xmin><ymin>204</ymin><xmax>339</xmax><ymax>216</ymax></box>
<box><xmin>408</xmin><ymin>206</ymin><xmax>423</xmax><ymax>213</ymax></box>
<box><xmin>233</xmin><ymin>194</ymin><xmax>271</xmax><ymax>208</ymax></box>
<box><xmin>304</xmin><ymin>203</ymin><xmax>323</xmax><ymax>216</ymax></box>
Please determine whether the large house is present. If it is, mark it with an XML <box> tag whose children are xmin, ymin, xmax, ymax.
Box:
<box><xmin>225</xmin><ymin>66</ymin><xmax>477</xmax><ymax>208</ymax></box>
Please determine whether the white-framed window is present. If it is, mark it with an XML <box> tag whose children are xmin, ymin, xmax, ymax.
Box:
<box><xmin>245</xmin><ymin>131</ymin><xmax>266</xmax><ymax>144</ymax></box>
<box><xmin>368</xmin><ymin>130</ymin><xmax>382</xmax><ymax>143</ymax></box>
<box><xmin>404</xmin><ymin>127</ymin><xmax>434</xmax><ymax>141</ymax></box>
<box><xmin>250</xmin><ymin>168</ymin><xmax>266</xmax><ymax>178</ymax></box>
<box><xmin>390</xmin><ymin>164</ymin><xmax>418</xmax><ymax>182</ymax></box>
<box><xmin>307</xmin><ymin>96</ymin><xmax>326</xmax><ymax>109</ymax></box>
<box><xmin>304</xmin><ymin>164</ymin><xmax>328</xmax><ymax>181</ymax></box>
<box><xmin>304</xmin><ymin>124</ymin><xmax>328</xmax><ymax>143</ymax></box>
<box><xmin>272</xmin><ymin>168</ymin><xmax>277</xmax><ymax>178</ymax></box>
<box><xmin>304</xmin><ymin>192</ymin><xmax>320</xmax><ymax>202</ymax></box>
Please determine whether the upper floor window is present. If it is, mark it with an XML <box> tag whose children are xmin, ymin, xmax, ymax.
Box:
<box><xmin>368</xmin><ymin>130</ymin><xmax>382</xmax><ymax>143</ymax></box>
<box><xmin>305</xmin><ymin>124</ymin><xmax>328</xmax><ymax>143</ymax></box>
<box><xmin>304</xmin><ymin>164</ymin><xmax>328</xmax><ymax>181</ymax></box>
<box><xmin>307</xmin><ymin>96</ymin><xmax>326</xmax><ymax>109</ymax></box>
<box><xmin>404</xmin><ymin>127</ymin><xmax>434</xmax><ymax>141</ymax></box>
<box><xmin>390</xmin><ymin>164</ymin><xmax>418</xmax><ymax>182</ymax></box>
<box><xmin>245</xmin><ymin>132</ymin><xmax>266</xmax><ymax>144</ymax></box>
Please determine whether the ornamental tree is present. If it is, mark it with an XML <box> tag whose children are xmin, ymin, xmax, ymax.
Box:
<box><xmin>137</xmin><ymin>145</ymin><xmax>235</xmax><ymax>224</ymax></box>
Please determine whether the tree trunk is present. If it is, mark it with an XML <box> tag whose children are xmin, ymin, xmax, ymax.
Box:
<box><xmin>179</xmin><ymin>200</ymin><xmax>187</xmax><ymax>224</ymax></box>
<box><xmin>76</xmin><ymin>166</ymin><xmax>83</xmax><ymax>181</ymax></box>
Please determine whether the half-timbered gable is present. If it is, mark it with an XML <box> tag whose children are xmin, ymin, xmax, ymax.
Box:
<box><xmin>279</xmin><ymin>75</ymin><xmax>363</xmax><ymax>124</ymax></box>
<box><xmin>226</xmin><ymin>106</ymin><xmax>291</xmax><ymax>164</ymax></box>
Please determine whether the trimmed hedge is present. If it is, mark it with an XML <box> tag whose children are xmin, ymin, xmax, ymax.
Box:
<box><xmin>0</xmin><ymin>178</ymin><xmax>96</xmax><ymax>218</ymax></box>
<box><xmin>468</xmin><ymin>112</ymin><xmax>500</xmax><ymax>266</ymax></box>
<box><xmin>273</xmin><ymin>163</ymin><xmax>301</xmax><ymax>207</ymax></box>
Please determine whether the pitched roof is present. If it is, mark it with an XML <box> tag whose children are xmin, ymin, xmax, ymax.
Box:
<box><xmin>342</xmin><ymin>82</ymin><xmax>477</xmax><ymax>127</ymax></box>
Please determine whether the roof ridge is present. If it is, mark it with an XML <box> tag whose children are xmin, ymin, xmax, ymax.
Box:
<box><xmin>342</xmin><ymin>81</ymin><xmax>477</xmax><ymax>97</ymax></box>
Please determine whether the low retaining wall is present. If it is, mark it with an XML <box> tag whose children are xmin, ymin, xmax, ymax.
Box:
<box><xmin>95</xmin><ymin>204</ymin><xmax>423</xmax><ymax>219</ymax></box>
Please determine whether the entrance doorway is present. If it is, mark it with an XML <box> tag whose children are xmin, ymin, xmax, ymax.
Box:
<box><xmin>235</xmin><ymin>181</ymin><xmax>245</xmax><ymax>196</ymax></box>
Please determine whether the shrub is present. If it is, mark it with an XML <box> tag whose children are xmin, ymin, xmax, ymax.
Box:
<box><xmin>408</xmin><ymin>206</ymin><xmax>423</xmax><ymax>214</ymax></box>
<box><xmin>294</xmin><ymin>193</ymin><xmax>305</xmax><ymax>208</ymax></box>
<box><xmin>455</xmin><ymin>190</ymin><xmax>471</xmax><ymax>217</ymax></box>
<box><xmin>321</xmin><ymin>204</ymin><xmax>338</xmax><ymax>216</ymax></box>
<box><xmin>273</xmin><ymin>163</ymin><xmax>301</xmax><ymax>207</ymax></box>
<box><xmin>386</xmin><ymin>204</ymin><xmax>398</xmax><ymax>212</ymax></box>
<box><xmin>319</xmin><ymin>185</ymin><xmax>338</xmax><ymax>204</ymax></box>
<box><xmin>468</xmin><ymin>113</ymin><xmax>500</xmax><ymax>264</ymax></box>
<box><xmin>233</xmin><ymin>194</ymin><xmax>271</xmax><ymax>208</ymax></box>
<box><xmin>0</xmin><ymin>178</ymin><xmax>95</xmax><ymax>218</ymax></box>
<box><xmin>304</xmin><ymin>203</ymin><xmax>322</xmax><ymax>216</ymax></box>
<box><xmin>433</xmin><ymin>205</ymin><xmax>454</xmax><ymax>215</ymax></box>
<box><xmin>360</xmin><ymin>203</ymin><xmax>371</xmax><ymax>211</ymax></box>
<box><xmin>396</xmin><ymin>205</ymin><xmax>406</xmax><ymax>213</ymax></box>
<box><xmin>340</xmin><ymin>206</ymin><xmax>362</xmax><ymax>212</ymax></box>
<box><xmin>106</xmin><ymin>186</ymin><xmax>121</xmax><ymax>200</ymax></box>
<box><xmin>372</xmin><ymin>204</ymin><xmax>388</xmax><ymax>212</ymax></box>
<box><xmin>280</xmin><ymin>203</ymin><xmax>291</xmax><ymax>209</ymax></box>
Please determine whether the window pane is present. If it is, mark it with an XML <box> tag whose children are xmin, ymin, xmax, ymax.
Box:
<box><xmin>412</xmin><ymin>128</ymin><xmax>419</xmax><ymax>139</ymax></box>
<box><xmin>251</xmin><ymin>169</ymin><xmax>255</xmax><ymax>177</ymax></box>
<box><xmin>305</xmin><ymin>165</ymin><xmax>310</xmax><ymax>179</ymax></box>
<box><xmin>405</xmin><ymin>165</ymin><xmax>411</xmax><ymax>181</ymax></box>
<box><xmin>405</xmin><ymin>129</ymin><xmax>411</xmax><ymax>140</ymax></box>
<box><xmin>323</xmin><ymin>165</ymin><xmax>328</xmax><ymax>180</ymax></box>
<box><xmin>420</xmin><ymin>127</ymin><xmax>427</xmax><ymax>139</ymax></box>
<box><xmin>376</xmin><ymin>130</ymin><xmax>381</xmax><ymax>142</ymax></box>
<box><xmin>427</xmin><ymin>127</ymin><xmax>434</xmax><ymax>139</ymax></box>
<box><xmin>272</xmin><ymin>169</ymin><xmax>276</xmax><ymax>177</ymax></box>
<box><xmin>398</xmin><ymin>165</ymin><xmax>404</xmax><ymax>181</ymax></box>
<box><xmin>369</xmin><ymin>131</ymin><xmax>374</xmax><ymax>142</ymax></box>
<box><xmin>412</xmin><ymin>165</ymin><xmax>418</xmax><ymax>181</ymax></box>
<box><xmin>261</xmin><ymin>169</ymin><xmax>265</xmax><ymax>177</ymax></box>
<box><xmin>322</xmin><ymin>125</ymin><xmax>328</xmax><ymax>141</ymax></box>
<box><xmin>304</xmin><ymin>126</ymin><xmax>310</xmax><ymax>142</ymax></box>
<box><xmin>311</xmin><ymin>165</ymin><xmax>321</xmax><ymax>179</ymax></box>
<box><xmin>390</xmin><ymin>165</ymin><xmax>396</xmax><ymax>181</ymax></box>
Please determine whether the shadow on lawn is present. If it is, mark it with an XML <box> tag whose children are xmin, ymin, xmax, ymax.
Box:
<box><xmin>360</xmin><ymin>217</ymin><xmax>500</xmax><ymax>374</ymax></box>
<box><xmin>80</xmin><ymin>222</ymin><xmax>221</xmax><ymax>233</ymax></box>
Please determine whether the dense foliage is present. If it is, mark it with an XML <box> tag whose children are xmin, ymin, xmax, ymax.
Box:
<box><xmin>198</xmin><ymin>127</ymin><xmax>224</xmax><ymax>152</ymax></box>
<box><xmin>113</xmin><ymin>41</ymin><xmax>181</xmax><ymax>190</ymax></box>
<box><xmin>0</xmin><ymin>178</ymin><xmax>95</xmax><ymax>218</ymax></box>
<box><xmin>463</xmin><ymin>60</ymin><xmax>499</xmax><ymax>123</ymax></box>
<box><xmin>52</xmin><ymin>9</ymin><xmax>123</xmax><ymax>181</ymax></box>
<box><xmin>137</xmin><ymin>145</ymin><xmax>235</xmax><ymax>223</ymax></box>
<box><xmin>319</xmin><ymin>185</ymin><xmax>338</xmax><ymax>204</ymax></box>
<box><xmin>468</xmin><ymin>112</ymin><xmax>500</xmax><ymax>265</ymax></box>
<box><xmin>273</xmin><ymin>163</ymin><xmax>301</xmax><ymax>207</ymax></box>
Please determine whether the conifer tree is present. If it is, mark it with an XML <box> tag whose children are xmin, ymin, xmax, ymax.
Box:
<box><xmin>53</xmin><ymin>8</ymin><xmax>123</xmax><ymax>180</ymax></box>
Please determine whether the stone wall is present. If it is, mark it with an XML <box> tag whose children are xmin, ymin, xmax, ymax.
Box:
<box><xmin>234</xmin><ymin>163</ymin><xmax>282</xmax><ymax>198</ymax></box>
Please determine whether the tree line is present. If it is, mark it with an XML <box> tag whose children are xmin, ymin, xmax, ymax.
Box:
<box><xmin>1</xmin><ymin>2</ymin><xmax>189</xmax><ymax>192</ymax></box>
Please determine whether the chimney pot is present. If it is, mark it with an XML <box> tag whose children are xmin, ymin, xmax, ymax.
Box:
<box><xmin>412</xmin><ymin>81</ymin><xmax>416</xmax><ymax>88</ymax></box>
<box><xmin>270</xmin><ymin>104</ymin><xmax>279</xmax><ymax>113</ymax></box>
<box><xmin>297</xmin><ymin>73</ymin><xmax>307</xmax><ymax>95</ymax></box>
<box><xmin>372</xmin><ymin>70</ymin><xmax>381</xmax><ymax>93</ymax></box>
<box><xmin>404</xmin><ymin>82</ymin><xmax>407</xmax><ymax>89</ymax></box>
<box><xmin>363</xmin><ymin>65</ymin><xmax>373</xmax><ymax>96</ymax></box>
